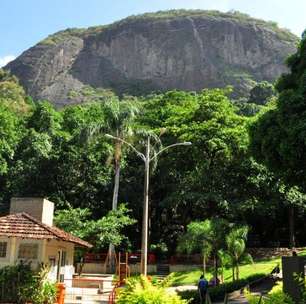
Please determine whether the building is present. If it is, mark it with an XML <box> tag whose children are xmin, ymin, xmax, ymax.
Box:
<box><xmin>0</xmin><ymin>197</ymin><xmax>92</xmax><ymax>285</ymax></box>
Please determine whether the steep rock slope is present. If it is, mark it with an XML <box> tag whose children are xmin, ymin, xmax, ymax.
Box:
<box><xmin>6</xmin><ymin>10</ymin><xmax>298</xmax><ymax>106</ymax></box>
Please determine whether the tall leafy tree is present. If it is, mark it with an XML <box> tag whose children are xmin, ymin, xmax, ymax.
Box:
<box><xmin>250</xmin><ymin>31</ymin><xmax>306</xmax><ymax>189</ymax></box>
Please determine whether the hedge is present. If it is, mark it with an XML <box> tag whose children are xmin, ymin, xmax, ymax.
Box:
<box><xmin>178</xmin><ymin>273</ymin><xmax>267</xmax><ymax>303</ymax></box>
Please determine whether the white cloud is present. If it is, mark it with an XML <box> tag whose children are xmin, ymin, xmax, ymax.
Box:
<box><xmin>0</xmin><ymin>55</ymin><xmax>16</xmax><ymax>68</ymax></box>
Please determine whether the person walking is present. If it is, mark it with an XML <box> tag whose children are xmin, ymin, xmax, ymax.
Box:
<box><xmin>198</xmin><ymin>275</ymin><xmax>208</xmax><ymax>304</ymax></box>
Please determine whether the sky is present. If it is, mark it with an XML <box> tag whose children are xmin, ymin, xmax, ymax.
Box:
<box><xmin>0</xmin><ymin>0</ymin><xmax>305</xmax><ymax>67</ymax></box>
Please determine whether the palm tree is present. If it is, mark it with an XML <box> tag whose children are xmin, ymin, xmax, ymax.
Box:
<box><xmin>177</xmin><ymin>221</ymin><xmax>212</xmax><ymax>276</ymax></box>
<box><xmin>103</xmin><ymin>97</ymin><xmax>140</xmax><ymax>211</ymax></box>
<box><xmin>177</xmin><ymin>219</ymin><xmax>229</xmax><ymax>280</ymax></box>
<box><xmin>76</xmin><ymin>88</ymin><xmax>139</xmax><ymax>271</ymax></box>
<box><xmin>226</xmin><ymin>226</ymin><xmax>253</xmax><ymax>281</ymax></box>
<box><xmin>103</xmin><ymin>97</ymin><xmax>139</xmax><ymax>270</ymax></box>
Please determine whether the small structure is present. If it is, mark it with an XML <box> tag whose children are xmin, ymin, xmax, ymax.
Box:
<box><xmin>282</xmin><ymin>256</ymin><xmax>306</xmax><ymax>303</ymax></box>
<box><xmin>0</xmin><ymin>197</ymin><xmax>92</xmax><ymax>286</ymax></box>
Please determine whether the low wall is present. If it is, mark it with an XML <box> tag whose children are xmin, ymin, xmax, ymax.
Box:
<box><xmin>170</xmin><ymin>264</ymin><xmax>201</xmax><ymax>272</ymax></box>
<box><xmin>129</xmin><ymin>264</ymin><xmax>157</xmax><ymax>274</ymax></box>
<box><xmin>78</xmin><ymin>263</ymin><xmax>105</xmax><ymax>274</ymax></box>
<box><xmin>78</xmin><ymin>263</ymin><xmax>157</xmax><ymax>274</ymax></box>
<box><xmin>248</xmin><ymin>247</ymin><xmax>306</xmax><ymax>260</ymax></box>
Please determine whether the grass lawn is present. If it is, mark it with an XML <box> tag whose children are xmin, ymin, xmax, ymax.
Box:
<box><xmin>170</xmin><ymin>250</ymin><xmax>306</xmax><ymax>286</ymax></box>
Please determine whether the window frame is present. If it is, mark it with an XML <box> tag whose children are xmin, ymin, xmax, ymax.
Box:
<box><xmin>0</xmin><ymin>242</ymin><xmax>7</xmax><ymax>258</ymax></box>
<box><xmin>18</xmin><ymin>243</ymin><xmax>39</xmax><ymax>260</ymax></box>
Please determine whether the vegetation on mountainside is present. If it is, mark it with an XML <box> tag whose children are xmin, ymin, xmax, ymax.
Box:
<box><xmin>39</xmin><ymin>10</ymin><xmax>298</xmax><ymax>47</ymax></box>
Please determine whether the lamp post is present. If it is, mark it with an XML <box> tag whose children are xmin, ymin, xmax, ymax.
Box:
<box><xmin>106</xmin><ymin>134</ymin><xmax>191</xmax><ymax>275</ymax></box>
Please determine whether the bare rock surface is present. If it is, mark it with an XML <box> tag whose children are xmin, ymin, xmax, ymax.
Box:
<box><xmin>6</xmin><ymin>10</ymin><xmax>298</xmax><ymax>106</ymax></box>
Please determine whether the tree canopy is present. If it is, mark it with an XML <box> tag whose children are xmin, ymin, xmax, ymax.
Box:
<box><xmin>250</xmin><ymin>32</ymin><xmax>306</xmax><ymax>189</ymax></box>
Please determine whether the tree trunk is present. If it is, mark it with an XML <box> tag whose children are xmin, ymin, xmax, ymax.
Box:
<box><xmin>213</xmin><ymin>253</ymin><xmax>219</xmax><ymax>285</ymax></box>
<box><xmin>202</xmin><ymin>252</ymin><xmax>206</xmax><ymax>276</ymax></box>
<box><xmin>289</xmin><ymin>205</ymin><xmax>296</xmax><ymax>249</ymax></box>
<box><xmin>236</xmin><ymin>265</ymin><xmax>240</xmax><ymax>281</ymax></box>
<box><xmin>232</xmin><ymin>267</ymin><xmax>235</xmax><ymax>282</ymax></box>
<box><xmin>112</xmin><ymin>161</ymin><xmax>121</xmax><ymax>210</ymax></box>
<box><xmin>107</xmin><ymin>145</ymin><xmax>121</xmax><ymax>273</ymax></box>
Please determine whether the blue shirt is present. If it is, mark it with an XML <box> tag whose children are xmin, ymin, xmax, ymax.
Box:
<box><xmin>198</xmin><ymin>279</ymin><xmax>208</xmax><ymax>291</ymax></box>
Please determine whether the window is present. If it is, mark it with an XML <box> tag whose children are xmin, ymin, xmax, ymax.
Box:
<box><xmin>18</xmin><ymin>243</ymin><xmax>38</xmax><ymax>259</ymax></box>
<box><xmin>61</xmin><ymin>251</ymin><xmax>67</xmax><ymax>267</ymax></box>
<box><xmin>0</xmin><ymin>242</ymin><xmax>7</xmax><ymax>258</ymax></box>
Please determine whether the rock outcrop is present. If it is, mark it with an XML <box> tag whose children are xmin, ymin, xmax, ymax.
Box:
<box><xmin>6</xmin><ymin>10</ymin><xmax>298</xmax><ymax>106</ymax></box>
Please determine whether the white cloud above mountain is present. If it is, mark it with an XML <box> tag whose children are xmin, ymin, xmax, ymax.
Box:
<box><xmin>0</xmin><ymin>55</ymin><xmax>16</xmax><ymax>68</ymax></box>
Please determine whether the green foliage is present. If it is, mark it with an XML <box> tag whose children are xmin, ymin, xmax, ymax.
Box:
<box><xmin>178</xmin><ymin>220</ymin><xmax>252</xmax><ymax>282</ymax></box>
<box><xmin>54</xmin><ymin>204</ymin><xmax>136</xmax><ymax>250</ymax></box>
<box><xmin>178</xmin><ymin>273</ymin><xmax>266</xmax><ymax>303</ymax></box>
<box><xmin>0</xmin><ymin>69</ymin><xmax>31</xmax><ymax>113</ymax></box>
<box><xmin>250</xmin><ymin>31</ymin><xmax>306</xmax><ymax>189</ymax></box>
<box><xmin>178</xmin><ymin>219</ymin><xmax>230</xmax><ymax>276</ymax></box>
<box><xmin>116</xmin><ymin>10</ymin><xmax>297</xmax><ymax>42</ymax></box>
<box><xmin>0</xmin><ymin>81</ymin><xmax>305</xmax><ymax>251</ymax></box>
<box><xmin>249</xmin><ymin>81</ymin><xmax>276</xmax><ymax>105</ymax></box>
<box><xmin>0</xmin><ymin>103</ymin><xmax>22</xmax><ymax>175</ymax></box>
<box><xmin>225</xmin><ymin>226</ymin><xmax>253</xmax><ymax>281</ymax></box>
<box><xmin>0</xmin><ymin>263</ymin><xmax>57</xmax><ymax>304</ymax></box>
<box><xmin>246</xmin><ymin>282</ymin><xmax>294</xmax><ymax>304</ymax></box>
<box><xmin>117</xmin><ymin>275</ymin><xmax>188</xmax><ymax>304</ymax></box>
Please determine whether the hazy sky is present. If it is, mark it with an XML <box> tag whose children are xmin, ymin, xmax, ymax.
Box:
<box><xmin>0</xmin><ymin>0</ymin><xmax>305</xmax><ymax>67</ymax></box>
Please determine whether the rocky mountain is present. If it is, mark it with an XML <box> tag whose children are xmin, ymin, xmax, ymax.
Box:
<box><xmin>5</xmin><ymin>10</ymin><xmax>298</xmax><ymax>107</ymax></box>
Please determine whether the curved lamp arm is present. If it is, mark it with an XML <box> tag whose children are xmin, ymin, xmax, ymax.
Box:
<box><xmin>105</xmin><ymin>134</ymin><xmax>146</xmax><ymax>162</ymax></box>
<box><xmin>150</xmin><ymin>142</ymin><xmax>192</xmax><ymax>162</ymax></box>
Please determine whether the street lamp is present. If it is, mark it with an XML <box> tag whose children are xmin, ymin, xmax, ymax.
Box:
<box><xmin>105</xmin><ymin>133</ymin><xmax>191</xmax><ymax>275</ymax></box>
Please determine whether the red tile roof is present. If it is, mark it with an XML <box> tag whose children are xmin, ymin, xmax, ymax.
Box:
<box><xmin>0</xmin><ymin>213</ymin><xmax>92</xmax><ymax>248</ymax></box>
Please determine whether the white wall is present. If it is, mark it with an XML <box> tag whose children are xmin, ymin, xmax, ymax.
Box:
<box><xmin>44</xmin><ymin>239</ymin><xmax>75</xmax><ymax>286</ymax></box>
<box><xmin>0</xmin><ymin>237</ymin><xmax>76</xmax><ymax>287</ymax></box>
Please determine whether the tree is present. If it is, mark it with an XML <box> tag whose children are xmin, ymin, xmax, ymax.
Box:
<box><xmin>225</xmin><ymin>226</ymin><xmax>253</xmax><ymax>281</ymax></box>
<box><xmin>177</xmin><ymin>221</ymin><xmax>212</xmax><ymax>276</ymax></box>
<box><xmin>248</xmin><ymin>81</ymin><xmax>275</xmax><ymax>105</ymax></box>
<box><xmin>0</xmin><ymin>104</ymin><xmax>21</xmax><ymax>175</ymax></box>
<box><xmin>249</xmin><ymin>31</ymin><xmax>306</xmax><ymax>189</ymax></box>
<box><xmin>177</xmin><ymin>219</ymin><xmax>230</xmax><ymax>282</ymax></box>
<box><xmin>8</xmin><ymin>101</ymin><xmax>113</xmax><ymax>212</ymax></box>
<box><xmin>54</xmin><ymin>204</ymin><xmax>136</xmax><ymax>250</ymax></box>
<box><xmin>87</xmin><ymin>94</ymin><xmax>139</xmax><ymax>269</ymax></box>
<box><xmin>0</xmin><ymin>69</ymin><xmax>31</xmax><ymax>113</ymax></box>
<box><xmin>102</xmin><ymin>97</ymin><xmax>139</xmax><ymax>212</ymax></box>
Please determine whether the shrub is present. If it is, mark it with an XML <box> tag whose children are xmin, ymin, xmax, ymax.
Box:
<box><xmin>117</xmin><ymin>275</ymin><xmax>188</xmax><ymax>304</ymax></box>
<box><xmin>178</xmin><ymin>273</ymin><xmax>266</xmax><ymax>303</ymax></box>
<box><xmin>0</xmin><ymin>263</ymin><xmax>57</xmax><ymax>304</ymax></box>
<box><xmin>245</xmin><ymin>282</ymin><xmax>294</xmax><ymax>304</ymax></box>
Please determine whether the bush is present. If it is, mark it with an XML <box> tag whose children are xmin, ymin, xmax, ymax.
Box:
<box><xmin>0</xmin><ymin>263</ymin><xmax>57</xmax><ymax>304</ymax></box>
<box><xmin>246</xmin><ymin>282</ymin><xmax>294</xmax><ymax>304</ymax></box>
<box><xmin>117</xmin><ymin>275</ymin><xmax>188</xmax><ymax>304</ymax></box>
<box><xmin>178</xmin><ymin>273</ymin><xmax>266</xmax><ymax>303</ymax></box>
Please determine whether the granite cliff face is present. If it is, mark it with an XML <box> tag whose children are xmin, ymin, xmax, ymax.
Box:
<box><xmin>6</xmin><ymin>10</ymin><xmax>298</xmax><ymax>106</ymax></box>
